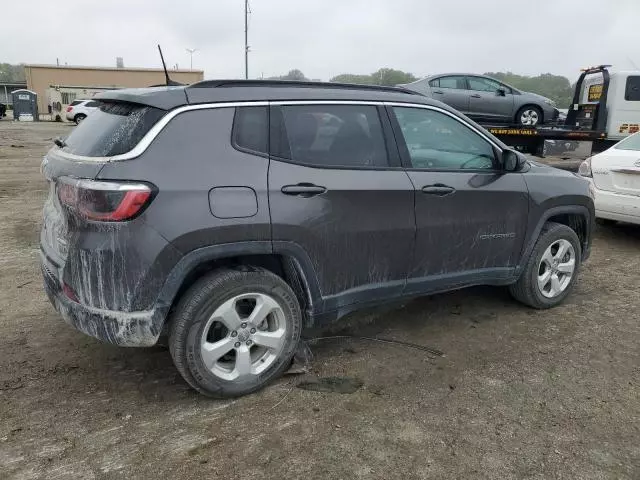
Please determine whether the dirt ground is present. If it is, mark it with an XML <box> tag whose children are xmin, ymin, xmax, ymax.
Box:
<box><xmin>0</xmin><ymin>120</ymin><xmax>638</xmax><ymax>480</ymax></box>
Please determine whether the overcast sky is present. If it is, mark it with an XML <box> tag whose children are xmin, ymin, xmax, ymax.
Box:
<box><xmin>4</xmin><ymin>0</ymin><xmax>640</xmax><ymax>81</ymax></box>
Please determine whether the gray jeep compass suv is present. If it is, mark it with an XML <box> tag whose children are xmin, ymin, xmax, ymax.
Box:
<box><xmin>40</xmin><ymin>80</ymin><xmax>594</xmax><ymax>397</ymax></box>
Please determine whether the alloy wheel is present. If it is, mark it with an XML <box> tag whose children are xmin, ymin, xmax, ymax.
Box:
<box><xmin>537</xmin><ymin>239</ymin><xmax>576</xmax><ymax>298</ymax></box>
<box><xmin>200</xmin><ymin>293</ymin><xmax>287</xmax><ymax>381</ymax></box>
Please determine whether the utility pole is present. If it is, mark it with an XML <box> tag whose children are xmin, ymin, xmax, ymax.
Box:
<box><xmin>186</xmin><ymin>48</ymin><xmax>198</xmax><ymax>70</ymax></box>
<box><xmin>244</xmin><ymin>0</ymin><xmax>249</xmax><ymax>79</ymax></box>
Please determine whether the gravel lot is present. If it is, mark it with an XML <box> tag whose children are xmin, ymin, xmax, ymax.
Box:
<box><xmin>1</xmin><ymin>121</ymin><xmax>638</xmax><ymax>479</ymax></box>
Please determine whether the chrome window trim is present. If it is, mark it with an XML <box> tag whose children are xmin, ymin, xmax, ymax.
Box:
<box><xmin>49</xmin><ymin>99</ymin><xmax>501</xmax><ymax>163</ymax></box>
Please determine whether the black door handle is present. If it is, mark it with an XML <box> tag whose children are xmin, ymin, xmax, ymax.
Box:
<box><xmin>433</xmin><ymin>90</ymin><xmax>444</xmax><ymax>95</ymax></box>
<box><xmin>421</xmin><ymin>184</ymin><xmax>455</xmax><ymax>196</ymax></box>
<box><xmin>470</xmin><ymin>94</ymin><xmax>482</xmax><ymax>98</ymax></box>
<box><xmin>281</xmin><ymin>183</ymin><xmax>327</xmax><ymax>197</ymax></box>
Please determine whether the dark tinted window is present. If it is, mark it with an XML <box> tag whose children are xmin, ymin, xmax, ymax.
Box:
<box><xmin>62</xmin><ymin>101</ymin><xmax>165</xmax><ymax>157</ymax></box>
<box><xmin>232</xmin><ymin>106</ymin><xmax>268</xmax><ymax>154</ymax></box>
<box><xmin>433</xmin><ymin>76</ymin><xmax>467</xmax><ymax>89</ymax></box>
<box><xmin>85</xmin><ymin>101</ymin><xmax>100</xmax><ymax>108</ymax></box>
<box><xmin>69</xmin><ymin>100</ymin><xmax>83</xmax><ymax>106</ymax></box>
<box><xmin>625</xmin><ymin>76</ymin><xmax>640</xmax><ymax>101</ymax></box>
<box><xmin>278</xmin><ymin>104</ymin><xmax>389</xmax><ymax>167</ymax></box>
<box><xmin>393</xmin><ymin>106</ymin><xmax>496</xmax><ymax>170</ymax></box>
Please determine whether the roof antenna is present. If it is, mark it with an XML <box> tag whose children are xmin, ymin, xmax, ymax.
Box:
<box><xmin>157</xmin><ymin>44</ymin><xmax>183</xmax><ymax>86</ymax></box>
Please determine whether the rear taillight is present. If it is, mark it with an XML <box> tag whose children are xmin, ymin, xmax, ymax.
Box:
<box><xmin>62</xmin><ymin>283</ymin><xmax>79</xmax><ymax>303</ymax></box>
<box><xmin>57</xmin><ymin>177</ymin><xmax>153</xmax><ymax>221</ymax></box>
<box><xmin>66</xmin><ymin>106</ymin><xmax>73</xmax><ymax>112</ymax></box>
<box><xmin>578</xmin><ymin>157</ymin><xmax>592</xmax><ymax>178</ymax></box>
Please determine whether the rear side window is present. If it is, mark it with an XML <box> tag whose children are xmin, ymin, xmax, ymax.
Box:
<box><xmin>232</xmin><ymin>106</ymin><xmax>268</xmax><ymax>155</ymax></box>
<box><xmin>62</xmin><ymin>101</ymin><xmax>165</xmax><ymax>157</ymax></box>
<box><xmin>85</xmin><ymin>101</ymin><xmax>100</xmax><ymax>108</ymax></box>
<box><xmin>69</xmin><ymin>100</ymin><xmax>83</xmax><ymax>106</ymax></box>
<box><xmin>431</xmin><ymin>76</ymin><xmax>466</xmax><ymax>89</ymax></box>
<box><xmin>625</xmin><ymin>76</ymin><xmax>640</xmax><ymax>101</ymax></box>
<box><xmin>275</xmin><ymin>104</ymin><xmax>389</xmax><ymax>168</ymax></box>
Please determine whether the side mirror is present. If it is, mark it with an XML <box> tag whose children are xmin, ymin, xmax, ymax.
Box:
<box><xmin>496</xmin><ymin>88</ymin><xmax>506</xmax><ymax>97</ymax></box>
<box><xmin>502</xmin><ymin>150</ymin><xmax>525</xmax><ymax>172</ymax></box>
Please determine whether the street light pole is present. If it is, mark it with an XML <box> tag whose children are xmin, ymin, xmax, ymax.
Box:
<box><xmin>186</xmin><ymin>48</ymin><xmax>198</xmax><ymax>70</ymax></box>
<box><xmin>244</xmin><ymin>0</ymin><xmax>249</xmax><ymax>79</ymax></box>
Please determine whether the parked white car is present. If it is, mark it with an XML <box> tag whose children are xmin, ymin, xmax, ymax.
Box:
<box><xmin>579</xmin><ymin>132</ymin><xmax>640</xmax><ymax>225</ymax></box>
<box><xmin>65</xmin><ymin>99</ymin><xmax>99</xmax><ymax>125</ymax></box>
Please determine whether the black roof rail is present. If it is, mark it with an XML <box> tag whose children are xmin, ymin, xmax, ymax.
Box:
<box><xmin>187</xmin><ymin>79</ymin><xmax>421</xmax><ymax>95</ymax></box>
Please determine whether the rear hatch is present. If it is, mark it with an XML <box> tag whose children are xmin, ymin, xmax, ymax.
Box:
<box><xmin>41</xmin><ymin>101</ymin><xmax>165</xmax><ymax>263</ymax></box>
<box><xmin>592</xmin><ymin>134</ymin><xmax>640</xmax><ymax>197</ymax></box>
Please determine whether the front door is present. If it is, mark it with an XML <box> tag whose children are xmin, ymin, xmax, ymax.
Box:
<box><xmin>466</xmin><ymin>76</ymin><xmax>515</xmax><ymax>123</ymax></box>
<box><xmin>268</xmin><ymin>103</ymin><xmax>416</xmax><ymax>308</ymax></box>
<box><xmin>387</xmin><ymin>105</ymin><xmax>529</xmax><ymax>294</ymax></box>
<box><xmin>430</xmin><ymin>76</ymin><xmax>471</xmax><ymax>115</ymax></box>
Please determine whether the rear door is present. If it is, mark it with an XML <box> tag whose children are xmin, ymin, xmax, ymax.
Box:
<box><xmin>466</xmin><ymin>76</ymin><xmax>515</xmax><ymax>122</ymax></box>
<box><xmin>387</xmin><ymin>104</ymin><xmax>529</xmax><ymax>294</ymax></box>
<box><xmin>429</xmin><ymin>76</ymin><xmax>470</xmax><ymax>115</ymax></box>
<box><xmin>268</xmin><ymin>102</ymin><xmax>416</xmax><ymax>308</ymax></box>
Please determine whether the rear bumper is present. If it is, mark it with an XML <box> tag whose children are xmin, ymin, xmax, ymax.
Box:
<box><xmin>592</xmin><ymin>184</ymin><xmax>640</xmax><ymax>225</ymax></box>
<box><xmin>41</xmin><ymin>250</ymin><xmax>166</xmax><ymax>347</ymax></box>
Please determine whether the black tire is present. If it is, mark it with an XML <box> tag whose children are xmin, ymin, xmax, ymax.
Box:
<box><xmin>595</xmin><ymin>217</ymin><xmax>617</xmax><ymax>226</ymax></box>
<box><xmin>509</xmin><ymin>222</ymin><xmax>581</xmax><ymax>309</ymax></box>
<box><xmin>516</xmin><ymin>105</ymin><xmax>543</xmax><ymax>126</ymax></box>
<box><xmin>169</xmin><ymin>267</ymin><xmax>302</xmax><ymax>398</ymax></box>
<box><xmin>74</xmin><ymin>114</ymin><xmax>86</xmax><ymax>125</ymax></box>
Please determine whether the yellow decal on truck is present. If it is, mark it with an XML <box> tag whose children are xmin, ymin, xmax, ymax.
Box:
<box><xmin>488</xmin><ymin>128</ymin><xmax>537</xmax><ymax>136</ymax></box>
<box><xmin>588</xmin><ymin>84</ymin><xmax>603</xmax><ymax>102</ymax></box>
<box><xmin>619</xmin><ymin>123</ymin><xmax>640</xmax><ymax>134</ymax></box>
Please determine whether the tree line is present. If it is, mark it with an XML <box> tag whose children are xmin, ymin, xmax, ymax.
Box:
<box><xmin>0</xmin><ymin>63</ymin><xmax>26</xmax><ymax>83</ymax></box>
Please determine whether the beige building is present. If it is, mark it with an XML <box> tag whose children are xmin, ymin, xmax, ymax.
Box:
<box><xmin>24</xmin><ymin>64</ymin><xmax>204</xmax><ymax>114</ymax></box>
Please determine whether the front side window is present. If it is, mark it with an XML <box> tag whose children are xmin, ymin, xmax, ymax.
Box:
<box><xmin>625</xmin><ymin>76</ymin><xmax>640</xmax><ymax>101</ymax></box>
<box><xmin>392</xmin><ymin>106</ymin><xmax>496</xmax><ymax>170</ymax></box>
<box><xmin>431</xmin><ymin>76</ymin><xmax>467</xmax><ymax>90</ymax></box>
<box><xmin>277</xmin><ymin>104</ymin><xmax>389</xmax><ymax>168</ymax></box>
<box><xmin>468</xmin><ymin>76</ymin><xmax>506</xmax><ymax>93</ymax></box>
<box><xmin>232</xmin><ymin>106</ymin><xmax>268</xmax><ymax>155</ymax></box>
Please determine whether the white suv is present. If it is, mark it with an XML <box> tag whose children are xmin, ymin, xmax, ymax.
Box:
<box><xmin>65</xmin><ymin>100</ymin><xmax>99</xmax><ymax>124</ymax></box>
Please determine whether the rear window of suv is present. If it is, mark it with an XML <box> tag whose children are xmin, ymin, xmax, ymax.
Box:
<box><xmin>62</xmin><ymin>101</ymin><xmax>165</xmax><ymax>157</ymax></box>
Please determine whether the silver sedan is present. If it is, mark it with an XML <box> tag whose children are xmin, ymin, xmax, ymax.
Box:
<box><xmin>401</xmin><ymin>73</ymin><xmax>560</xmax><ymax>126</ymax></box>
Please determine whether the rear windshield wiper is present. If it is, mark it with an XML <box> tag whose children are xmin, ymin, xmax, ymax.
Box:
<box><xmin>54</xmin><ymin>137</ymin><xmax>67</xmax><ymax>148</ymax></box>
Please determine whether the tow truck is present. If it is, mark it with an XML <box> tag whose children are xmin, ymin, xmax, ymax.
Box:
<box><xmin>483</xmin><ymin>66</ymin><xmax>640</xmax><ymax>157</ymax></box>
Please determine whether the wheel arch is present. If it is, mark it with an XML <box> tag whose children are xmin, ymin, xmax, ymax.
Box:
<box><xmin>154</xmin><ymin>241</ymin><xmax>323</xmax><ymax>334</ymax></box>
<box><xmin>517</xmin><ymin>206</ymin><xmax>592</xmax><ymax>276</ymax></box>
